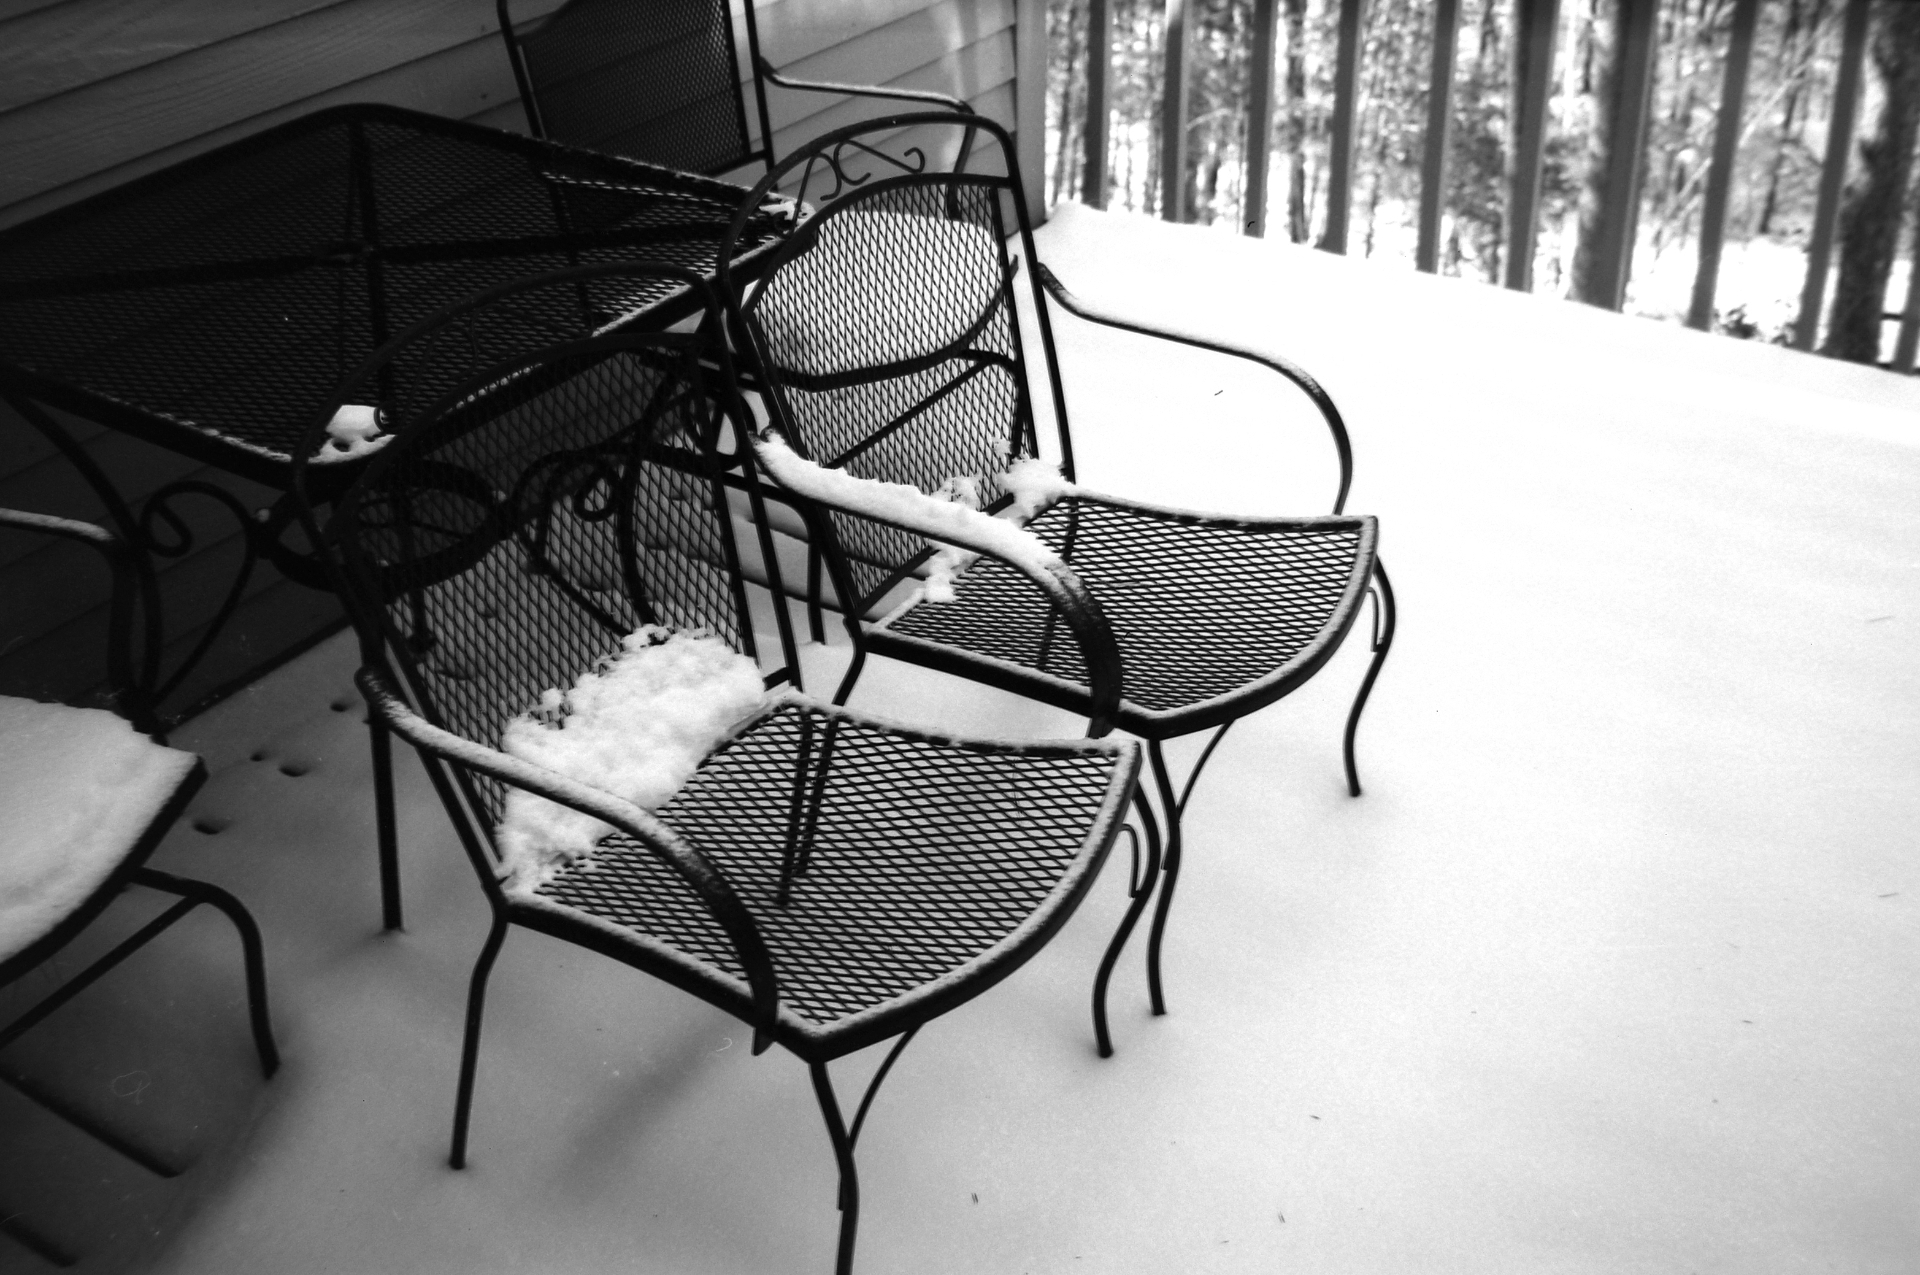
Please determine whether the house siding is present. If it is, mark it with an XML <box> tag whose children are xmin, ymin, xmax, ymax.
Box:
<box><xmin>0</xmin><ymin>0</ymin><xmax>1027</xmax><ymax>714</ymax></box>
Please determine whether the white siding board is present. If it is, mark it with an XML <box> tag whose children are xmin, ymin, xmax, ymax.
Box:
<box><xmin>0</xmin><ymin>0</ymin><xmax>566</xmax><ymax>216</ymax></box>
<box><xmin>0</xmin><ymin>0</ymin><xmax>65</xmax><ymax>23</ymax></box>
<box><xmin>0</xmin><ymin>0</ymin><xmax>354</xmax><ymax>112</ymax></box>
<box><xmin>769</xmin><ymin>32</ymin><xmax>1014</xmax><ymax>154</ymax></box>
<box><xmin>0</xmin><ymin>32</ymin><xmax>530</xmax><ymax>229</ymax></box>
<box><xmin>756</xmin><ymin>0</ymin><xmax>949</xmax><ymax>67</ymax></box>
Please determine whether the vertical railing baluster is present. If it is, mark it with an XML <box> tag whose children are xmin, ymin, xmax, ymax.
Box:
<box><xmin>1415</xmin><ymin>0</ymin><xmax>1461</xmax><ymax>274</ymax></box>
<box><xmin>1505</xmin><ymin>0</ymin><xmax>1561</xmax><ymax>291</ymax></box>
<box><xmin>1896</xmin><ymin>259</ymin><xmax>1920</xmax><ymax>374</ymax></box>
<box><xmin>1244</xmin><ymin>0</ymin><xmax>1279</xmax><ymax>237</ymax></box>
<box><xmin>1586</xmin><ymin>0</ymin><xmax>1660</xmax><ymax>311</ymax></box>
<box><xmin>1084</xmin><ymin>0</ymin><xmax>1112</xmax><ymax>207</ymax></box>
<box><xmin>1688</xmin><ymin>0</ymin><xmax>1760</xmax><ymax>331</ymax></box>
<box><xmin>1321</xmin><ymin>0</ymin><xmax>1366</xmax><ymax>253</ymax></box>
<box><xmin>1160</xmin><ymin>0</ymin><xmax>1191</xmax><ymax>221</ymax></box>
<box><xmin>1018</xmin><ymin>0</ymin><xmax>1048</xmax><ymax>225</ymax></box>
<box><xmin>1794</xmin><ymin>0</ymin><xmax>1871</xmax><ymax>352</ymax></box>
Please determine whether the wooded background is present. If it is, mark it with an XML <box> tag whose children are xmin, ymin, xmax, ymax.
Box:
<box><xmin>1044</xmin><ymin>0</ymin><xmax>1920</xmax><ymax>359</ymax></box>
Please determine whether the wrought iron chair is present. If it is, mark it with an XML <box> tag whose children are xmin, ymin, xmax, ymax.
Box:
<box><xmin>0</xmin><ymin>509</ymin><xmax>278</xmax><ymax>1264</ymax></box>
<box><xmin>297</xmin><ymin>263</ymin><xmax>1137</xmax><ymax>1275</ymax></box>
<box><xmin>719</xmin><ymin>112</ymin><xmax>1393</xmax><ymax>1056</ymax></box>
<box><xmin>497</xmin><ymin>0</ymin><xmax>970</xmax><ymax>178</ymax></box>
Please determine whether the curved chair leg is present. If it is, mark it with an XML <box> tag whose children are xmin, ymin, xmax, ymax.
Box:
<box><xmin>1342</xmin><ymin>557</ymin><xmax>1397</xmax><ymax>798</ymax></box>
<box><xmin>1092</xmin><ymin>796</ymin><xmax>1159</xmax><ymax>1059</ymax></box>
<box><xmin>1141</xmin><ymin>722</ymin><xmax>1233</xmax><ymax>1018</ymax></box>
<box><xmin>130</xmin><ymin>867</ymin><xmax>279</xmax><ymax>1077</ymax></box>
<box><xmin>449</xmin><ymin>911</ymin><xmax>510</xmax><ymax>1169</ymax></box>
<box><xmin>809</xmin><ymin>1027</ymin><xmax>920</xmax><ymax>1275</ymax></box>
<box><xmin>1142</xmin><ymin>743</ymin><xmax>1183</xmax><ymax>1017</ymax></box>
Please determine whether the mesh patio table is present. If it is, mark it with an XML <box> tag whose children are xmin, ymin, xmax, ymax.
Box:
<box><xmin>0</xmin><ymin>104</ymin><xmax>791</xmax><ymax>931</ymax></box>
<box><xmin>0</xmin><ymin>101</ymin><xmax>789</xmax><ymax>701</ymax></box>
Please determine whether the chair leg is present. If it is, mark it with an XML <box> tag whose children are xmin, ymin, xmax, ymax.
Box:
<box><xmin>1343</xmin><ymin>557</ymin><xmax>1397</xmax><ymax>798</ymax></box>
<box><xmin>1092</xmin><ymin>798</ymin><xmax>1159</xmax><ymax>1059</ymax></box>
<box><xmin>369</xmin><ymin>716</ymin><xmax>403</xmax><ymax>931</ymax></box>
<box><xmin>128</xmin><ymin>868</ymin><xmax>279</xmax><ymax>1077</ymax></box>
<box><xmin>1139</xmin><ymin>722</ymin><xmax>1233</xmax><ymax>1018</ymax></box>
<box><xmin>808</xmin><ymin>1027</ymin><xmax>920</xmax><ymax>1275</ymax></box>
<box><xmin>1142</xmin><ymin>742</ymin><xmax>1184</xmax><ymax>1017</ymax></box>
<box><xmin>806</xmin><ymin>544</ymin><xmax>827</xmax><ymax>644</ymax></box>
<box><xmin>0</xmin><ymin>896</ymin><xmax>198</xmax><ymax>1054</ymax></box>
<box><xmin>450</xmin><ymin>912</ymin><xmax>510</xmax><ymax>1169</ymax></box>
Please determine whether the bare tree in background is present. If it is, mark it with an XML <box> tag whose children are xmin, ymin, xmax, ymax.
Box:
<box><xmin>1283</xmin><ymin>0</ymin><xmax>1313</xmax><ymax>241</ymax></box>
<box><xmin>1821</xmin><ymin>0</ymin><xmax>1920</xmax><ymax>363</ymax></box>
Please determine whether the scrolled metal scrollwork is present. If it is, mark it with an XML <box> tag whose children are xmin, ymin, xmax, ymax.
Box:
<box><xmin>134</xmin><ymin>480</ymin><xmax>263</xmax><ymax>709</ymax></box>
<box><xmin>799</xmin><ymin>136</ymin><xmax>932</xmax><ymax>206</ymax></box>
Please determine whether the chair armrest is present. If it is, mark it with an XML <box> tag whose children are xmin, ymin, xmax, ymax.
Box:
<box><xmin>749</xmin><ymin>431</ymin><xmax>1126</xmax><ymax>737</ymax></box>
<box><xmin>756</xmin><ymin>55</ymin><xmax>973</xmax><ymax>115</ymax></box>
<box><xmin>353</xmin><ymin>664</ymin><xmax>783</xmax><ymax>1053</ymax></box>
<box><xmin>1033</xmin><ymin>262</ymin><xmax>1356</xmax><ymax>516</ymax></box>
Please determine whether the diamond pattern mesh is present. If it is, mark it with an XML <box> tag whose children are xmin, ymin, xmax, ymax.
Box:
<box><xmin>744</xmin><ymin>179</ymin><xmax>1027</xmax><ymax>599</ymax></box>
<box><xmin>541</xmin><ymin>701</ymin><xmax>1122</xmax><ymax>1029</ymax></box>
<box><xmin>0</xmin><ymin>106</ymin><xmax>782</xmax><ymax>476</ymax></box>
<box><xmin>335</xmin><ymin>340</ymin><xmax>747</xmax><ymax>822</ymax></box>
<box><xmin>888</xmin><ymin>499</ymin><xmax>1367</xmax><ymax>716</ymax></box>
<box><xmin>515</xmin><ymin>0</ymin><xmax>753</xmax><ymax>175</ymax></box>
<box><xmin>737</xmin><ymin>153</ymin><xmax>1371</xmax><ymax>727</ymax></box>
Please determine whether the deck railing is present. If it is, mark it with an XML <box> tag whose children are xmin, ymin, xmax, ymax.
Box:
<box><xmin>1054</xmin><ymin>0</ymin><xmax>1920</xmax><ymax>373</ymax></box>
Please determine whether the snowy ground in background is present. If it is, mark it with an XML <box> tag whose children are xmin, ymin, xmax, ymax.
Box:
<box><xmin>3</xmin><ymin>201</ymin><xmax>1918</xmax><ymax>1275</ymax></box>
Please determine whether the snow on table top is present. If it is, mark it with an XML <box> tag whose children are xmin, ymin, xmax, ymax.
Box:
<box><xmin>494</xmin><ymin>627</ymin><xmax>766</xmax><ymax>894</ymax></box>
<box><xmin>0</xmin><ymin>697</ymin><xmax>199</xmax><ymax>968</ymax></box>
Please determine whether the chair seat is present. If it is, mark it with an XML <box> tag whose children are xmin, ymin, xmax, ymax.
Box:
<box><xmin>0</xmin><ymin>696</ymin><xmax>201</xmax><ymax>975</ymax></box>
<box><xmin>873</xmin><ymin>496</ymin><xmax>1379</xmax><ymax>737</ymax></box>
<box><xmin>519</xmin><ymin>697</ymin><xmax>1128</xmax><ymax>1060</ymax></box>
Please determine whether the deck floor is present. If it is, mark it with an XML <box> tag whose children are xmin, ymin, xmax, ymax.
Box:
<box><xmin>3</xmin><ymin>204</ymin><xmax>1918</xmax><ymax>1275</ymax></box>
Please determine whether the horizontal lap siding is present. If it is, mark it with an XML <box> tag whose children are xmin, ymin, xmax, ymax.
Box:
<box><xmin>0</xmin><ymin>0</ymin><xmax>1015</xmax><ymax>714</ymax></box>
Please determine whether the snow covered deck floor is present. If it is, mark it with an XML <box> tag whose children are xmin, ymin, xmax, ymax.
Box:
<box><xmin>3</xmin><ymin>204</ymin><xmax>1918</xmax><ymax>1275</ymax></box>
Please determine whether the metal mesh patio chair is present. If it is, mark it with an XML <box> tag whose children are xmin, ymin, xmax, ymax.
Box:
<box><xmin>719</xmin><ymin>112</ymin><xmax>1394</xmax><ymax>1056</ymax></box>
<box><xmin>497</xmin><ymin>0</ymin><xmax>970</xmax><ymax>179</ymax></box>
<box><xmin>0</xmin><ymin>509</ymin><xmax>278</xmax><ymax>1263</ymax></box>
<box><xmin>298</xmin><ymin>263</ymin><xmax>1137</xmax><ymax>1275</ymax></box>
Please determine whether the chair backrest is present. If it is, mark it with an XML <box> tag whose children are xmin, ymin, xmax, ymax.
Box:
<box><xmin>300</xmin><ymin>266</ymin><xmax>789</xmax><ymax>846</ymax></box>
<box><xmin>0</xmin><ymin>510</ymin><xmax>153</xmax><ymax>734</ymax></box>
<box><xmin>498</xmin><ymin>0</ymin><xmax>773</xmax><ymax>178</ymax></box>
<box><xmin>720</xmin><ymin>113</ymin><xmax>1071</xmax><ymax>613</ymax></box>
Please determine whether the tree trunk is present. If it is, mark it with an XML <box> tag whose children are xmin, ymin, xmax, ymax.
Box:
<box><xmin>1283</xmin><ymin>0</ymin><xmax>1310</xmax><ymax>242</ymax></box>
<box><xmin>1571</xmin><ymin>0</ymin><xmax>1623</xmax><ymax>301</ymax></box>
<box><xmin>1822</xmin><ymin>0</ymin><xmax>1920</xmax><ymax>363</ymax></box>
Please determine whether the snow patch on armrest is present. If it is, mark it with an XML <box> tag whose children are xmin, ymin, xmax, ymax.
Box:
<box><xmin>754</xmin><ymin>437</ymin><xmax>1061</xmax><ymax>604</ymax></box>
<box><xmin>494</xmin><ymin>628</ymin><xmax>765</xmax><ymax>894</ymax></box>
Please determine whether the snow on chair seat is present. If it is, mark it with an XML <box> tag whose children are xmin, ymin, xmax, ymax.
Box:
<box><xmin>0</xmin><ymin>696</ymin><xmax>198</xmax><ymax>968</ymax></box>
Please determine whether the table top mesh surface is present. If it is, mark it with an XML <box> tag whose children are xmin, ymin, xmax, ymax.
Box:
<box><xmin>0</xmin><ymin>105</ymin><xmax>784</xmax><ymax>475</ymax></box>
